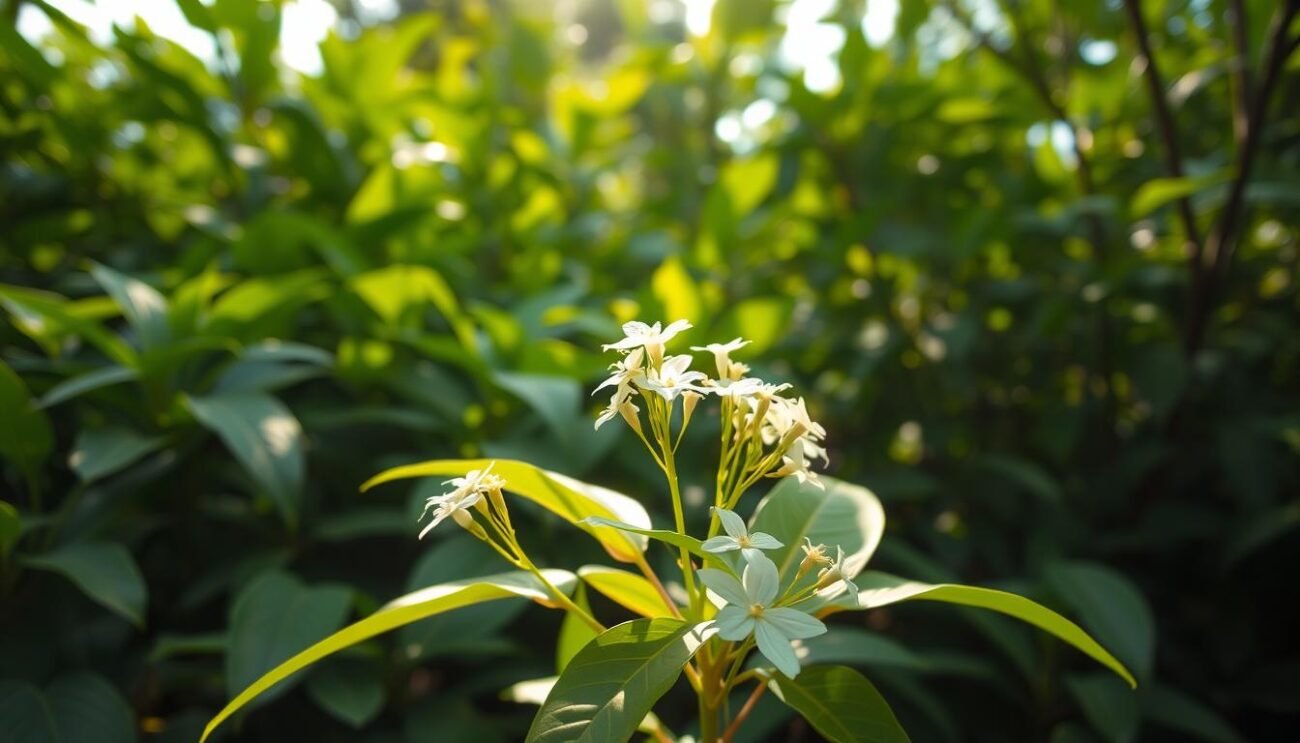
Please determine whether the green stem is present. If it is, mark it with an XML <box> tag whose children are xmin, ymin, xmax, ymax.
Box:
<box><xmin>699</xmin><ymin>654</ymin><xmax>720</xmax><ymax>743</ymax></box>
<box><xmin>660</xmin><ymin>436</ymin><xmax>698</xmax><ymax>616</ymax></box>
<box><xmin>526</xmin><ymin>564</ymin><xmax>605</xmax><ymax>633</ymax></box>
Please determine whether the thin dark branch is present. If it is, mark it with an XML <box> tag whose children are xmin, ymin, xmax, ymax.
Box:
<box><xmin>1185</xmin><ymin>0</ymin><xmax>1300</xmax><ymax>356</ymax></box>
<box><xmin>1122</xmin><ymin>0</ymin><xmax>1204</xmax><ymax>252</ymax></box>
<box><xmin>1227</xmin><ymin>0</ymin><xmax>1255</xmax><ymax>148</ymax></box>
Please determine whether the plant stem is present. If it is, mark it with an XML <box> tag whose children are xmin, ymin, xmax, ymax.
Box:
<box><xmin>633</xmin><ymin>553</ymin><xmax>682</xmax><ymax>619</ymax></box>
<box><xmin>721</xmin><ymin>681</ymin><xmax>767</xmax><ymax>743</ymax></box>
<box><xmin>660</xmin><ymin>438</ymin><xmax>698</xmax><ymax>615</ymax></box>
<box><xmin>526</xmin><ymin>564</ymin><xmax>605</xmax><ymax>633</ymax></box>
<box><xmin>698</xmin><ymin>654</ymin><xmax>720</xmax><ymax>743</ymax></box>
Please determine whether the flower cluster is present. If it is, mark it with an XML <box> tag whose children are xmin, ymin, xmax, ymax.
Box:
<box><xmin>419</xmin><ymin>464</ymin><xmax>506</xmax><ymax>538</ymax></box>
<box><xmin>594</xmin><ymin>319</ymin><xmax>829</xmax><ymax>490</ymax></box>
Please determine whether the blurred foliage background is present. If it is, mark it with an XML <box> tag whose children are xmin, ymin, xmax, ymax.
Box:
<box><xmin>1</xmin><ymin>0</ymin><xmax>1298</xmax><ymax>740</ymax></box>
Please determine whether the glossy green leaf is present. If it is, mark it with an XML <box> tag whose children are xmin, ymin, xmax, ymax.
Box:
<box><xmin>768</xmin><ymin>665</ymin><xmax>910</xmax><ymax>743</ymax></box>
<box><xmin>0</xmin><ymin>673</ymin><xmax>136</xmax><ymax>743</ymax></box>
<box><xmin>363</xmin><ymin>459</ymin><xmax>651</xmax><ymax>562</ymax></box>
<box><xmin>492</xmin><ymin>371</ymin><xmax>582</xmax><ymax>440</ymax></box>
<box><xmin>37</xmin><ymin>365</ymin><xmax>138</xmax><ymax>408</ymax></box>
<box><xmin>24</xmin><ymin>541</ymin><xmax>148</xmax><ymax>627</ymax></box>
<box><xmin>526</xmin><ymin>618</ymin><xmax>713</xmax><ymax>743</ymax></box>
<box><xmin>226</xmin><ymin>570</ymin><xmax>354</xmax><ymax>705</ymax></box>
<box><xmin>68</xmin><ymin>426</ymin><xmax>165</xmax><ymax>483</ymax></box>
<box><xmin>90</xmin><ymin>261</ymin><xmax>170</xmax><ymax>349</ymax></box>
<box><xmin>0</xmin><ymin>286</ymin><xmax>137</xmax><ymax>366</ymax></box>
<box><xmin>0</xmin><ymin>360</ymin><xmax>52</xmax><ymax>479</ymax></box>
<box><xmin>581</xmin><ymin>516</ymin><xmax>710</xmax><ymax>562</ymax></box>
<box><xmin>187</xmin><ymin>393</ymin><xmax>304</xmax><ymax>526</ymax></box>
<box><xmin>750</xmin><ymin>475</ymin><xmax>885</xmax><ymax>583</ymax></box>
<box><xmin>840</xmin><ymin>571</ymin><xmax>1136</xmax><ymax>687</ymax></box>
<box><xmin>556</xmin><ymin>583</ymin><xmax>597</xmax><ymax>672</ymax></box>
<box><xmin>577</xmin><ymin>565</ymin><xmax>677</xmax><ymax>618</ymax></box>
<box><xmin>202</xmin><ymin>569</ymin><xmax>575</xmax><ymax>742</ymax></box>
<box><xmin>305</xmin><ymin>658</ymin><xmax>385</xmax><ymax>729</ymax></box>
<box><xmin>1066</xmin><ymin>672</ymin><xmax>1138</xmax><ymax>743</ymax></box>
<box><xmin>1044</xmin><ymin>561</ymin><xmax>1155</xmax><ymax>681</ymax></box>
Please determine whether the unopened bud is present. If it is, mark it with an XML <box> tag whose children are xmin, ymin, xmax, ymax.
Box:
<box><xmin>681</xmin><ymin>391</ymin><xmax>703</xmax><ymax>428</ymax></box>
<box><xmin>618</xmin><ymin>400</ymin><xmax>643</xmax><ymax>434</ymax></box>
<box><xmin>487</xmin><ymin>486</ymin><xmax>509</xmax><ymax>522</ymax></box>
<box><xmin>453</xmin><ymin>507</ymin><xmax>488</xmax><ymax>540</ymax></box>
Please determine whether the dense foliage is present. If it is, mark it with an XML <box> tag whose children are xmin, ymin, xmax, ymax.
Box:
<box><xmin>1</xmin><ymin>0</ymin><xmax>1297</xmax><ymax>741</ymax></box>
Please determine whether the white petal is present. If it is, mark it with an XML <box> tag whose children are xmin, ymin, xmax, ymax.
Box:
<box><xmin>661</xmin><ymin>319</ymin><xmax>692</xmax><ymax>340</ymax></box>
<box><xmin>747</xmin><ymin>532</ymin><xmax>783</xmax><ymax>550</ymax></box>
<box><xmin>715</xmin><ymin>606</ymin><xmax>756</xmax><ymax>641</ymax></box>
<box><xmin>697</xmin><ymin>568</ymin><xmax>748</xmax><ymax>607</ymax></box>
<box><xmin>755</xmin><ymin>621</ymin><xmax>801</xmax><ymax>678</ymax></box>
<box><xmin>622</xmin><ymin>321</ymin><xmax>652</xmax><ymax>337</ymax></box>
<box><xmin>762</xmin><ymin>608</ymin><xmax>827</xmax><ymax>640</ymax></box>
<box><xmin>742</xmin><ymin>554</ymin><xmax>780</xmax><ymax>606</ymax></box>
<box><xmin>714</xmin><ymin>507</ymin><xmax>748</xmax><ymax>540</ymax></box>
<box><xmin>701</xmin><ymin>536</ymin><xmax>741</xmax><ymax>554</ymax></box>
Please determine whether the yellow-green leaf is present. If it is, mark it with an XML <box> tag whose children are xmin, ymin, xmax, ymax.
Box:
<box><xmin>839</xmin><ymin>572</ymin><xmax>1136</xmax><ymax>688</ymax></box>
<box><xmin>362</xmin><ymin>459</ymin><xmax>651</xmax><ymax>562</ymax></box>
<box><xmin>578</xmin><ymin>565</ymin><xmax>677</xmax><ymax>618</ymax></box>
<box><xmin>201</xmin><ymin>569</ymin><xmax>575</xmax><ymax>742</ymax></box>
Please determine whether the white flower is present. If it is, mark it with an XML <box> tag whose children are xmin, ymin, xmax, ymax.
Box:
<box><xmin>603</xmin><ymin>320</ymin><xmax>692</xmax><ymax>367</ymax></box>
<box><xmin>701</xmin><ymin>508</ymin><xmax>783</xmax><ymax>562</ymax></box>
<box><xmin>691</xmin><ymin>337</ymin><xmax>750</xmax><ymax>379</ymax></box>
<box><xmin>638</xmin><ymin>354</ymin><xmax>709</xmax><ymax>401</ymax></box>
<box><xmin>698</xmin><ymin>555</ymin><xmax>826</xmax><ymax>678</ymax></box>
<box><xmin>815</xmin><ymin>545</ymin><xmax>859</xmax><ymax>604</ymax></box>
<box><xmin>707</xmin><ymin>377</ymin><xmax>766</xmax><ymax>399</ymax></box>
<box><xmin>418</xmin><ymin>464</ymin><xmax>503</xmax><ymax>538</ymax></box>
<box><xmin>593</xmin><ymin>347</ymin><xmax>645</xmax><ymax>430</ymax></box>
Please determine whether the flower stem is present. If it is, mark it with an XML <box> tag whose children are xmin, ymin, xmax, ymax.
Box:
<box><xmin>721</xmin><ymin>680</ymin><xmax>768</xmax><ymax>743</ymax></box>
<box><xmin>659</xmin><ymin>435</ymin><xmax>698</xmax><ymax>616</ymax></box>
<box><xmin>526</xmin><ymin>564</ymin><xmax>605</xmax><ymax>633</ymax></box>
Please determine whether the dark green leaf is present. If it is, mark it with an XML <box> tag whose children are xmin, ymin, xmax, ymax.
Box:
<box><xmin>769</xmin><ymin>665</ymin><xmax>910</xmax><ymax>743</ymax></box>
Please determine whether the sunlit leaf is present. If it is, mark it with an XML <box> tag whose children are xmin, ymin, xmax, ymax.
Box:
<box><xmin>768</xmin><ymin>665</ymin><xmax>910</xmax><ymax>743</ymax></box>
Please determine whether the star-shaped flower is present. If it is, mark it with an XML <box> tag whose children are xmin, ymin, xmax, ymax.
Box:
<box><xmin>815</xmin><ymin>545</ymin><xmax>859</xmax><ymax>604</ymax></box>
<box><xmin>698</xmin><ymin>555</ymin><xmax>826</xmax><ymax>678</ymax></box>
<box><xmin>701</xmin><ymin>507</ymin><xmax>783</xmax><ymax>563</ymax></box>
<box><xmin>638</xmin><ymin>354</ymin><xmax>709</xmax><ymax>401</ymax></box>
<box><xmin>691</xmin><ymin>337</ymin><xmax>750</xmax><ymax>379</ymax></box>
<box><xmin>602</xmin><ymin>320</ymin><xmax>692</xmax><ymax>367</ymax></box>
<box><xmin>418</xmin><ymin>464</ymin><xmax>503</xmax><ymax>538</ymax></box>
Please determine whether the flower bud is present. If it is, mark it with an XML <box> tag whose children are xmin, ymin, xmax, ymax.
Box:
<box><xmin>618</xmin><ymin>400</ymin><xmax>643</xmax><ymax>434</ymax></box>
<box><xmin>681</xmin><ymin>391</ymin><xmax>703</xmax><ymax>428</ymax></box>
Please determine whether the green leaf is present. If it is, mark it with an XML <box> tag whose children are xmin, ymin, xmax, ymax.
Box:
<box><xmin>38</xmin><ymin>365</ymin><xmax>139</xmax><ymax>408</ymax></box>
<box><xmin>492</xmin><ymin>371</ymin><xmax>582</xmax><ymax>440</ymax></box>
<box><xmin>0</xmin><ymin>360</ymin><xmax>52</xmax><ymax>480</ymax></box>
<box><xmin>305</xmin><ymin>658</ymin><xmax>386</xmax><ymax>729</ymax></box>
<box><xmin>44</xmin><ymin>672</ymin><xmax>138</xmax><ymax>743</ymax></box>
<box><xmin>226</xmin><ymin>571</ymin><xmax>353</xmax><ymax>706</ymax></box>
<box><xmin>651</xmin><ymin>255</ymin><xmax>703</xmax><ymax>325</ymax></box>
<box><xmin>1066</xmin><ymin>672</ymin><xmax>1138</xmax><ymax>743</ymax></box>
<box><xmin>68</xmin><ymin>426</ymin><xmax>165</xmax><ymax>483</ymax></box>
<box><xmin>363</xmin><ymin>459</ymin><xmax>651</xmax><ymax>563</ymax></box>
<box><xmin>202</xmin><ymin>570</ymin><xmax>575</xmax><ymax>742</ymax></box>
<box><xmin>581</xmin><ymin>516</ymin><xmax>710</xmax><ymax>562</ymax></box>
<box><xmin>399</xmin><ymin>533</ymin><xmax>529</xmax><ymax>659</ymax></box>
<box><xmin>787</xmin><ymin>627</ymin><xmax>928</xmax><ymax>671</ymax></box>
<box><xmin>577</xmin><ymin>565</ymin><xmax>677</xmax><ymax>618</ymax></box>
<box><xmin>720</xmin><ymin>153</ymin><xmax>779</xmax><ymax>215</ymax></box>
<box><xmin>557</xmin><ymin>583</ymin><xmax>597</xmax><ymax>672</ymax></box>
<box><xmin>0</xmin><ymin>500</ymin><xmax>20</xmax><ymax>558</ymax></box>
<box><xmin>750</xmin><ymin>475</ymin><xmax>885</xmax><ymax>584</ymax></box>
<box><xmin>90</xmin><ymin>261</ymin><xmax>170</xmax><ymax>349</ymax></box>
<box><xmin>840</xmin><ymin>571</ymin><xmax>1136</xmax><ymax>688</ymax></box>
<box><xmin>0</xmin><ymin>285</ymin><xmax>137</xmax><ymax>366</ymax></box>
<box><xmin>352</xmin><ymin>264</ymin><xmax>474</xmax><ymax>346</ymax></box>
<box><xmin>768</xmin><ymin>665</ymin><xmax>910</xmax><ymax>743</ymax></box>
<box><xmin>24</xmin><ymin>541</ymin><xmax>148</xmax><ymax>627</ymax></box>
<box><xmin>0</xmin><ymin>673</ymin><xmax>136</xmax><ymax>743</ymax></box>
<box><xmin>1130</xmin><ymin>171</ymin><xmax>1230</xmax><ymax>218</ymax></box>
<box><xmin>187</xmin><ymin>393</ymin><xmax>304</xmax><ymax>526</ymax></box>
<box><xmin>526</xmin><ymin>618</ymin><xmax>713</xmax><ymax>743</ymax></box>
<box><xmin>1141</xmin><ymin>684</ymin><xmax>1245</xmax><ymax>743</ymax></box>
<box><xmin>1044</xmin><ymin>561</ymin><xmax>1155</xmax><ymax>681</ymax></box>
